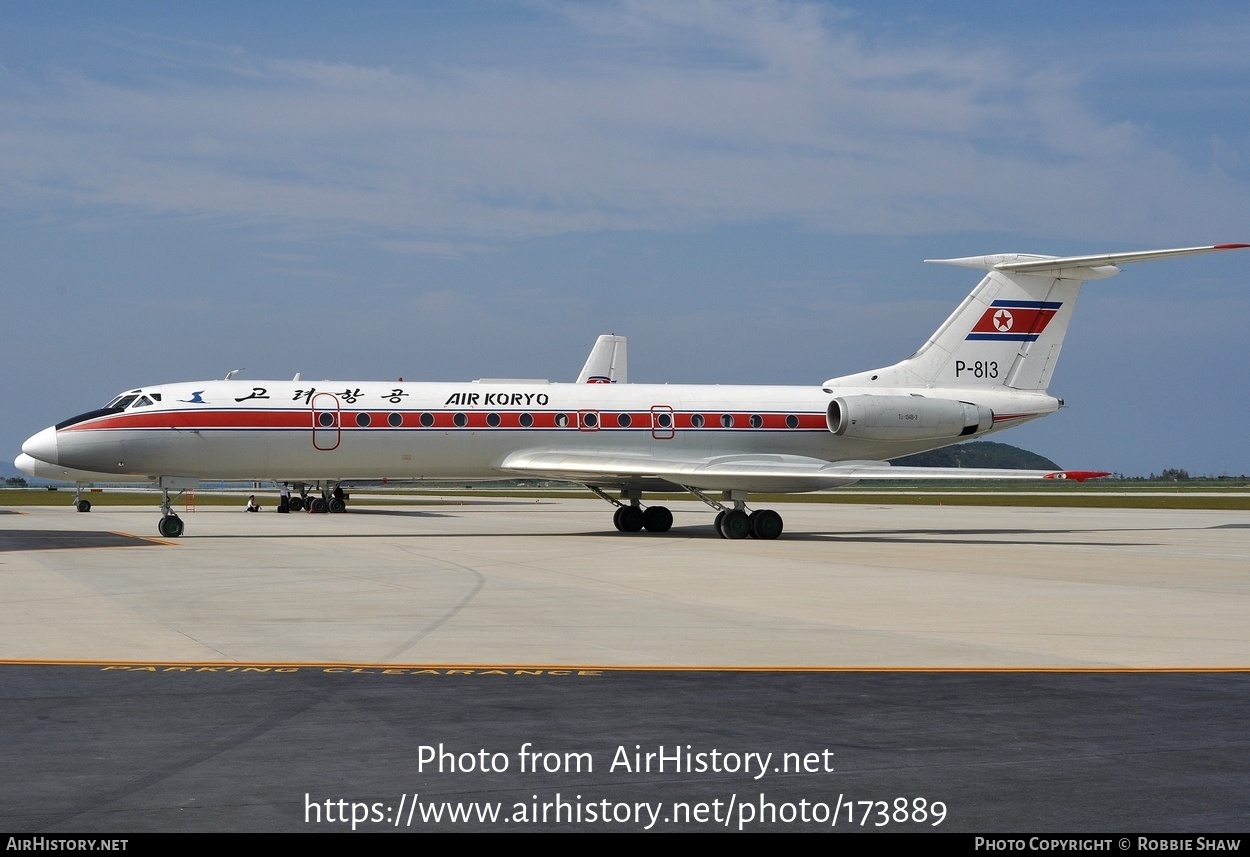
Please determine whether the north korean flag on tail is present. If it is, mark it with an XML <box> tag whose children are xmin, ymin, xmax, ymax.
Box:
<box><xmin>966</xmin><ymin>300</ymin><xmax>1062</xmax><ymax>341</ymax></box>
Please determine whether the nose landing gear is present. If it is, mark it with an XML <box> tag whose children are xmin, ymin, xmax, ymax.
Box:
<box><xmin>157</xmin><ymin>484</ymin><xmax>185</xmax><ymax>538</ymax></box>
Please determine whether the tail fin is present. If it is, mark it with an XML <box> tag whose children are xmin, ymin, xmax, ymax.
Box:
<box><xmin>576</xmin><ymin>334</ymin><xmax>628</xmax><ymax>384</ymax></box>
<box><xmin>894</xmin><ymin>255</ymin><xmax>1091</xmax><ymax>392</ymax></box>
<box><xmin>827</xmin><ymin>244</ymin><xmax>1248</xmax><ymax>392</ymax></box>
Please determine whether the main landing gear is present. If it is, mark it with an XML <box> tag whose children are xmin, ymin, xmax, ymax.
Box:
<box><xmin>705</xmin><ymin>490</ymin><xmax>783</xmax><ymax>540</ymax></box>
<box><xmin>591</xmin><ymin>487</ymin><xmax>673</xmax><ymax>533</ymax></box>
<box><xmin>611</xmin><ymin>503</ymin><xmax>674</xmax><ymax>533</ymax></box>
<box><xmin>590</xmin><ymin>486</ymin><xmax>784</xmax><ymax>540</ymax></box>
<box><xmin>288</xmin><ymin>483</ymin><xmax>348</xmax><ymax>514</ymax></box>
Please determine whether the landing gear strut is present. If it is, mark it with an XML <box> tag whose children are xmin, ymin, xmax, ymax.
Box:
<box><xmin>73</xmin><ymin>483</ymin><xmax>91</xmax><ymax>512</ymax></box>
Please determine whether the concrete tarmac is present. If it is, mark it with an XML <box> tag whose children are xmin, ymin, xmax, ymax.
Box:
<box><xmin>0</xmin><ymin>499</ymin><xmax>1247</xmax><ymax>667</ymax></box>
<box><xmin>5</xmin><ymin>666</ymin><xmax>1248</xmax><ymax>832</ymax></box>
<box><xmin>3</xmin><ymin>499</ymin><xmax>1248</xmax><ymax>832</ymax></box>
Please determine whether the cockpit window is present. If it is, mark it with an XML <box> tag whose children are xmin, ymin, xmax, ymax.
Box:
<box><xmin>131</xmin><ymin>396</ymin><xmax>154</xmax><ymax>409</ymax></box>
<box><xmin>107</xmin><ymin>395</ymin><xmax>139</xmax><ymax>410</ymax></box>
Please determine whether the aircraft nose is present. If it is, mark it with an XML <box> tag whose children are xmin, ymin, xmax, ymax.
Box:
<box><xmin>21</xmin><ymin>426</ymin><xmax>59</xmax><ymax>465</ymax></box>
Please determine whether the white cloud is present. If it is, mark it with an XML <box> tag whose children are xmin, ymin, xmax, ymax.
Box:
<box><xmin>0</xmin><ymin>1</ymin><xmax>1246</xmax><ymax>248</ymax></box>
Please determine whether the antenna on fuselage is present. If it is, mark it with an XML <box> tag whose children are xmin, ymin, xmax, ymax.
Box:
<box><xmin>224</xmin><ymin>368</ymin><xmax>244</xmax><ymax>380</ymax></box>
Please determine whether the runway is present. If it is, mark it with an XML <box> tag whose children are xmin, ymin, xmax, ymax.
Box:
<box><xmin>1</xmin><ymin>499</ymin><xmax>1247</xmax><ymax>666</ymax></box>
<box><xmin>3</xmin><ymin>499</ymin><xmax>1248</xmax><ymax>832</ymax></box>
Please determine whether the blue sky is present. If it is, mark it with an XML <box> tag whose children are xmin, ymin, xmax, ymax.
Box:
<box><xmin>3</xmin><ymin>1</ymin><xmax>1249</xmax><ymax>476</ymax></box>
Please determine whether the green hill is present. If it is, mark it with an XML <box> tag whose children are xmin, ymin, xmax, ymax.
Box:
<box><xmin>891</xmin><ymin>441</ymin><xmax>1059</xmax><ymax>470</ymax></box>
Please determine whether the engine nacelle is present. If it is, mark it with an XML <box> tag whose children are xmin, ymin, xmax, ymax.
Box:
<box><xmin>827</xmin><ymin>395</ymin><xmax>993</xmax><ymax>442</ymax></box>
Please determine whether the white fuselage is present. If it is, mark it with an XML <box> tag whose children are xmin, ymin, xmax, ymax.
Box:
<box><xmin>27</xmin><ymin>378</ymin><xmax>1057</xmax><ymax>488</ymax></box>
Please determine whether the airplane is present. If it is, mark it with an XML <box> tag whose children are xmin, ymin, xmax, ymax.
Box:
<box><xmin>16</xmin><ymin>335</ymin><xmax>629</xmax><ymax>513</ymax></box>
<box><xmin>18</xmin><ymin>244</ymin><xmax>1247</xmax><ymax>540</ymax></box>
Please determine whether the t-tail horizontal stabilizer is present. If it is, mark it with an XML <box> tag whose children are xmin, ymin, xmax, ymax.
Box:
<box><xmin>829</xmin><ymin>244</ymin><xmax>1250</xmax><ymax>394</ymax></box>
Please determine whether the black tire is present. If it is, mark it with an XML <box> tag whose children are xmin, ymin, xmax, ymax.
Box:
<box><xmin>718</xmin><ymin>509</ymin><xmax>750</xmax><ymax>540</ymax></box>
<box><xmin>612</xmin><ymin>507</ymin><xmax>626</xmax><ymax>531</ymax></box>
<box><xmin>618</xmin><ymin>506</ymin><xmax>644</xmax><ymax>533</ymax></box>
<box><xmin>749</xmin><ymin>509</ymin><xmax>784</xmax><ymax>540</ymax></box>
<box><xmin>329</xmin><ymin>498</ymin><xmax>347</xmax><ymax>513</ymax></box>
<box><xmin>158</xmin><ymin>515</ymin><xmax>184</xmax><ymax>538</ymax></box>
<box><xmin>311</xmin><ymin>498</ymin><xmax>329</xmax><ymax>514</ymax></box>
<box><xmin>288</xmin><ymin>497</ymin><xmax>305</xmax><ymax>512</ymax></box>
<box><xmin>642</xmin><ymin>505</ymin><xmax>673</xmax><ymax>533</ymax></box>
<box><xmin>713</xmin><ymin>510</ymin><xmax>727</xmax><ymax>538</ymax></box>
<box><xmin>76</xmin><ymin>500</ymin><xmax>91</xmax><ymax>513</ymax></box>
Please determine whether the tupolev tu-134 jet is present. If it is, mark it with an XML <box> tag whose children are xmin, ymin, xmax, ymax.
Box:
<box><xmin>18</xmin><ymin>244</ymin><xmax>1247</xmax><ymax>540</ymax></box>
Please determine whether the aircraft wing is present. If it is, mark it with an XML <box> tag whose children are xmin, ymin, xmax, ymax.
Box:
<box><xmin>499</xmin><ymin>450</ymin><xmax>1107</xmax><ymax>494</ymax></box>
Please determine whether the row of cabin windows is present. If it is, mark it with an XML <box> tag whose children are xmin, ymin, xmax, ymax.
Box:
<box><xmin>319</xmin><ymin>412</ymin><xmax>804</xmax><ymax>430</ymax></box>
<box><xmin>105</xmin><ymin>392</ymin><xmax>801</xmax><ymax>432</ymax></box>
